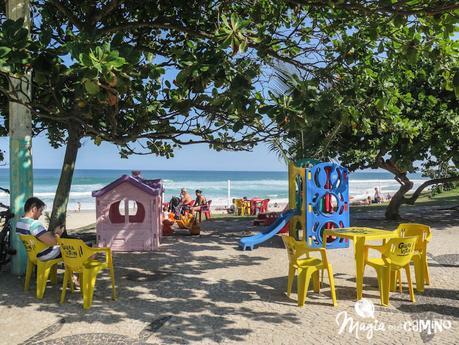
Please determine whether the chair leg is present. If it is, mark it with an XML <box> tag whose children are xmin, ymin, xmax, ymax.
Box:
<box><xmin>375</xmin><ymin>268</ymin><xmax>384</xmax><ymax>306</ymax></box>
<box><xmin>297</xmin><ymin>269</ymin><xmax>313</xmax><ymax>307</ymax></box>
<box><xmin>412</xmin><ymin>256</ymin><xmax>424</xmax><ymax>293</ymax></box>
<box><xmin>312</xmin><ymin>270</ymin><xmax>320</xmax><ymax>293</ymax></box>
<box><xmin>423</xmin><ymin>254</ymin><xmax>430</xmax><ymax>285</ymax></box>
<box><xmin>287</xmin><ymin>266</ymin><xmax>295</xmax><ymax>297</ymax></box>
<box><xmin>389</xmin><ymin>270</ymin><xmax>397</xmax><ymax>292</ymax></box>
<box><xmin>60</xmin><ymin>268</ymin><xmax>70</xmax><ymax>304</ymax></box>
<box><xmin>83</xmin><ymin>270</ymin><xmax>98</xmax><ymax>309</ymax></box>
<box><xmin>50</xmin><ymin>264</ymin><xmax>58</xmax><ymax>285</ymax></box>
<box><xmin>36</xmin><ymin>264</ymin><xmax>52</xmax><ymax>299</ymax></box>
<box><xmin>24</xmin><ymin>261</ymin><xmax>34</xmax><ymax>291</ymax></box>
<box><xmin>381</xmin><ymin>267</ymin><xmax>391</xmax><ymax>307</ymax></box>
<box><xmin>327</xmin><ymin>265</ymin><xmax>337</xmax><ymax>306</ymax></box>
<box><xmin>405</xmin><ymin>265</ymin><xmax>416</xmax><ymax>303</ymax></box>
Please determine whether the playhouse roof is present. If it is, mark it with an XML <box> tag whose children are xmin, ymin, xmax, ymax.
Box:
<box><xmin>92</xmin><ymin>175</ymin><xmax>163</xmax><ymax>198</ymax></box>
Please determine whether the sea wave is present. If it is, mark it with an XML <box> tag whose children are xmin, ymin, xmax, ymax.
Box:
<box><xmin>0</xmin><ymin>174</ymin><xmax>431</xmax><ymax>211</ymax></box>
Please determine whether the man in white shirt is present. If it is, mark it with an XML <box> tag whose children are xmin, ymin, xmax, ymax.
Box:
<box><xmin>16</xmin><ymin>197</ymin><xmax>64</xmax><ymax>260</ymax></box>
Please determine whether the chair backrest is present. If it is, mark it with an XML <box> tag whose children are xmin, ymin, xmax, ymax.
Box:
<box><xmin>261</xmin><ymin>199</ymin><xmax>270</xmax><ymax>212</ymax></box>
<box><xmin>57</xmin><ymin>238</ymin><xmax>93</xmax><ymax>272</ymax></box>
<box><xmin>383</xmin><ymin>236</ymin><xmax>417</xmax><ymax>267</ymax></box>
<box><xmin>234</xmin><ymin>199</ymin><xmax>250</xmax><ymax>208</ymax></box>
<box><xmin>282</xmin><ymin>236</ymin><xmax>310</xmax><ymax>265</ymax></box>
<box><xmin>396</xmin><ymin>223</ymin><xmax>431</xmax><ymax>251</ymax></box>
<box><xmin>201</xmin><ymin>200</ymin><xmax>212</xmax><ymax>211</ymax></box>
<box><xmin>18</xmin><ymin>234</ymin><xmax>49</xmax><ymax>265</ymax></box>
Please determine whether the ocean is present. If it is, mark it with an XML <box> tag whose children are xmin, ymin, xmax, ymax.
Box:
<box><xmin>0</xmin><ymin>169</ymin><xmax>427</xmax><ymax>211</ymax></box>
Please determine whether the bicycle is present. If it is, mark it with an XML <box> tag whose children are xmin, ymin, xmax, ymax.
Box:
<box><xmin>0</xmin><ymin>187</ymin><xmax>16</xmax><ymax>271</ymax></box>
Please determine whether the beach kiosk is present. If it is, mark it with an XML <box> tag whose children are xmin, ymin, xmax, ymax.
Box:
<box><xmin>92</xmin><ymin>172</ymin><xmax>163</xmax><ymax>251</ymax></box>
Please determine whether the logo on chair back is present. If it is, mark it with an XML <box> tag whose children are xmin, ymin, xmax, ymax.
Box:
<box><xmin>398</xmin><ymin>242</ymin><xmax>413</xmax><ymax>256</ymax></box>
<box><xmin>23</xmin><ymin>242</ymin><xmax>34</xmax><ymax>252</ymax></box>
<box><xmin>62</xmin><ymin>244</ymin><xmax>79</xmax><ymax>258</ymax></box>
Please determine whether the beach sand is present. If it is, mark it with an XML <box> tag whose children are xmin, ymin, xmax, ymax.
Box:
<box><xmin>1</xmin><ymin>202</ymin><xmax>457</xmax><ymax>344</ymax></box>
<box><xmin>62</xmin><ymin>202</ymin><xmax>290</xmax><ymax>230</ymax></box>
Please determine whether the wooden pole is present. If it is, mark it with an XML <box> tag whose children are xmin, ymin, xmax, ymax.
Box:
<box><xmin>7</xmin><ymin>0</ymin><xmax>33</xmax><ymax>275</ymax></box>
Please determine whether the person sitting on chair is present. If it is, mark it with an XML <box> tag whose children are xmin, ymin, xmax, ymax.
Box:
<box><xmin>179</xmin><ymin>188</ymin><xmax>195</xmax><ymax>214</ymax></box>
<box><xmin>16</xmin><ymin>197</ymin><xmax>64</xmax><ymax>261</ymax></box>
<box><xmin>191</xmin><ymin>190</ymin><xmax>207</xmax><ymax>214</ymax></box>
<box><xmin>180</xmin><ymin>188</ymin><xmax>193</xmax><ymax>204</ymax></box>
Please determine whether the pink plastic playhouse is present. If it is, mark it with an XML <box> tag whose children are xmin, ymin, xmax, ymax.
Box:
<box><xmin>92</xmin><ymin>172</ymin><xmax>164</xmax><ymax>251</ymax></box>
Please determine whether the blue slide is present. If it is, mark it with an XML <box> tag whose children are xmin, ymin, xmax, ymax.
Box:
<box><xmin>239</xmin><ymin>209</ymin><xmax>298</xmax><ymax>250</ymax></box>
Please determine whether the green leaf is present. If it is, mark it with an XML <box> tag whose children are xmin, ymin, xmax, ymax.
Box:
<box><xmin>393</xmin><ymin>15</ymin><xmax>405</xmax><ymax>28</ymax></box>
<box><xmin>84</xmin><ymin>80</ymin><xmax>100</xmax><ymax>95</ymax></box>
<box><xmin>453</xmin><ymin>69</ymin><xmax>459</xmax><ymax>89</ymax></box>
<box><xmin>405</xmin><ymin>46</ymin><xmax>417</xmax><ymax>64</ymax></box>
<box><xmin>0</xmin><ymin>47</ymin><xmax>11</xmax><ymax>58</ymax></box>
<box><xmin>239</xmin><ymin>40</ymin><xmax>247</xmax><ymax>53</ymax></box>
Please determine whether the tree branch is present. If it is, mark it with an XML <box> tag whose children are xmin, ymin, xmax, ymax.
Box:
<box><xmin>98</xmin><ymin>21</ymin><xmax>213</xmax><ymax>38</ymax></box>
<box><xmin>405</xmin><ymin>176</ymin><xmax>459</xmax><ymax>205</ymax></box>
<box><xmin>48</xmin><ymin>0</ymin><xmax>84</xmax><ymax>31</ymax></box>
<box><xmin>88</xmin><ymin>0</ymin><xmax>120</xmax><ymax>26</ymax></box>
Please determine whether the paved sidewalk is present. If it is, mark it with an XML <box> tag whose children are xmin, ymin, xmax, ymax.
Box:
<box><xmin>0</xmin><ymin>210</ymin><xmax>457</xmax><ymax>345</ymax></box>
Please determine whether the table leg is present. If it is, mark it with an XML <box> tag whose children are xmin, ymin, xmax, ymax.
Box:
<box><xmin>355</xmin><ymin>237</ymin><xmax>366</xmax><ymax>300</ymax></box>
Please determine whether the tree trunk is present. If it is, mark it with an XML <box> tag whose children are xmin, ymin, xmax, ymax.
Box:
<box><xmin>384</xmin><ymin>174</ymin><xmax>459</xmax><ymax>220</ymax></box>
<box><xmin>384</xmin><ymin>173</ymin><xmax>414</xmax><ymax>220</ymax></box>
<box><xmin>49</xmin><ymin>123</ymin><xmax>82</xmax><ymax>233</ymax></box>
<box><xmin>377</xmin><ymin>156</ymin><xmax>459</xmax><ymax>220</ymax></box>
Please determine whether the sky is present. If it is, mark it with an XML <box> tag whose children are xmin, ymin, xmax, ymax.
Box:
<box><xmin>0</xmin><ymin>134</ymin><xmax>287</xmax><ymax>171</ymax></box>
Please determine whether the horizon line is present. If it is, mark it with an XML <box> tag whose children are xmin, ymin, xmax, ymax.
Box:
<box><xmin>0</xmin><ymin>167</ymin><xmax>405</xmax><ymax>174</ymax></box>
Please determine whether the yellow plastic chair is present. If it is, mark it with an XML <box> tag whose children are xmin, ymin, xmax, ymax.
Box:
<box><xmin>396</xmin><ymin>223</ymin><xmax>432</xmax><ymax>292</ymax></box>
<box><xmin>18</xmin><ymin>234</ymin><xmax>62</xmax><ymax>299</ymax></box>
<box><xmin>234</xmin><ymin>199</ymin><xmax>251</xmax><ymax>216</ymax></box>
<box><xmin>282</xmin><ymin>236</ymin><xmax>337</xmax><ymax>307</ymax></box>
<box><xmin>58</xmin><ymin>238</ymin><xmax>116</xmax><ymax>309</ymax></box>
<box><xmin>364</xmin><ymin>236</ymin><xmax>417</xmax><ymax>306</ymax></box>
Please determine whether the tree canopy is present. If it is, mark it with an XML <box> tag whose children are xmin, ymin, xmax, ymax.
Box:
<box><xmin>0</xmin><ymin>1</ymin><xmax>457</xmax><ymax>223</ymax></box>
<box><xmin>267</xmin><ymin>14</ymin><xmax>458</xmax><ymax>218</ymax></box>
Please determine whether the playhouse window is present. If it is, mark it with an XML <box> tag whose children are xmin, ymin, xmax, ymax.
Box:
<box><xmin>129</xmin><ymin>201</ymin><xmax>145</xmax><ymax>223</ymax></box>
<box><xmin>109</xmin><ymin>201</ymin><xmax>125</xmax><ymax>223</ymax></box>
<box><xmin>109</xmin><ymin>200</ymin><xmax>145</xmax><ymax>224</ymax></box>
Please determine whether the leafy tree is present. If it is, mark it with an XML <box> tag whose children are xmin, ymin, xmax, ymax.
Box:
<box><xmin>0</xmin><ymin>0</ymin><xmax>457</xmax><ymax>227</ymax></box>
<box><xmin>268</xmin><ymin>28</ymin><xmax>458</xmax><ymax>219</ymax></box>
<box><xmin>0</xmin><ymin>1</ymin><xmax>282</xmax><ymax>229</ymax></box>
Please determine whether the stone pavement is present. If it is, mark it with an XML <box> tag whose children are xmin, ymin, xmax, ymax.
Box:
<box><xmin>0</xmin><ymin>210</ymin><xmax>457</xmax><ymax>345</ymax></box>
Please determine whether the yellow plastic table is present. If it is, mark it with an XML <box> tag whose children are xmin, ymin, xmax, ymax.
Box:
<box><xmin>323</xmin><ymin>227</ymin><xmax>399</xmax><ymax>300</ymax></box>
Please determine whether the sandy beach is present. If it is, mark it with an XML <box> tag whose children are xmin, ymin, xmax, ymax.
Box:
<box><xmin>61</xmin><ymin>202</ymin><xmax>290</xmax><ymax>231</ymax></box>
